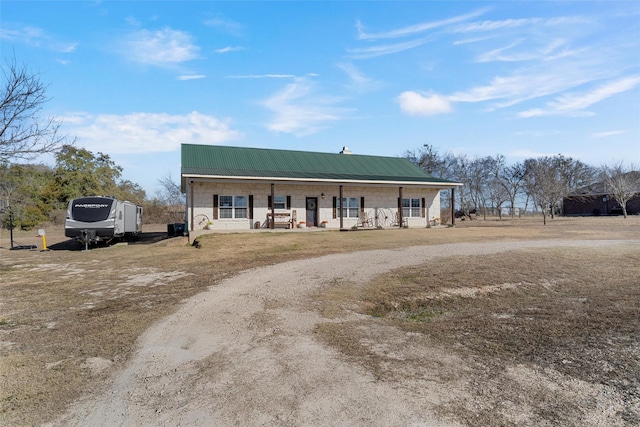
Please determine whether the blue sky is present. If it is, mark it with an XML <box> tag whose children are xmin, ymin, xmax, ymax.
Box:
<box><xmin>2</xmin><ymin>1</ymin><xmax>639</xmax><ymax>196</ymax></box>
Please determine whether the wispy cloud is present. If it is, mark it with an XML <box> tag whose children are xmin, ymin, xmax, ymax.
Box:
<box><xmin>476</xmin><ymin>38</ymin><xmax>575</xmax><ymax>63</ymax></box>
<box><xmin>448</xmin><ymin>56</ymin><xmax>614</xmax><ymax>110</ymax></box>
<box><xmin>125</xmin><ymin>16</ymin><xmax>142</xmax><ymax>27</ymax></box>
<box><xmin>514</xmin><ymin>129</ymin><xmax>564</xmax><ymax>137</ymax></box>
<box><xmin>518</xmin><ymin>76</ymin><xmax>640</xmax><ymax>118</ymax></box>
<box><xmin>347</xmin><ymin>37</ymin><xmax>431</xmax><ymax>59</ymax></box>
<box><xmin>449</xmin><ymin>72</ymin><xmax>574</xmax><ymax>107</ymax></box>
<box><xmin>122</xmin><ymin>28</ymin><xmax>200</xmax><ymax>66</ymax></box>
<box><xmin>349</xmin><ymin>10</ymin><xmax>486</xmax><ymax>59</ymax></box>
<box><xmin>216</xmin><ymin>46</ymin><xmax>244</xmax><ymax>54</ymax></box>
<box><xmin>229</xmin><ymin>74</ymin><xmax>295</xmax><ymax>79</ymax></box>
<box><xmin>509</xmin><ymin>148</ymin><xmax>565</xmax><ymax>159</ymax></box>
<box><xmin>475</xmin><ymin>38</ymin><xmax>587</xmax><ymax>63</ymax></box>
<box><xmin>395</xmin><ymin>7</ymin><xmax>635</xmax><ymax>120</ymax></box>
<box><xmin>263</xmin><ymin>79</ymin><xmax>351</xmax><ymax>136</ymax></box>
<box><xmin>356</xmin><ymin>9</ymin><xmax>486</xmax><ymax>40</ymax></box>
<box><xmin>453</xmin><ymin>15</ymin><xmax>595</xmax><ymax>66</ymax></box>
<box><xmin>177</xmin><ymin>74</ymin><xmax>206</xmax><ymax>81</ymax></box>
<box><xmin>451</xmin><ymin>18</ymin><xmax>541</xmax><ymax>34</ymax></box>
<box><xmin>396</xmin><ymin>91</ymin><xmax>453</xmax><ymax>116</ymax></box>
<box><xmin>450</xmin><ymin>16</ymin><xmax>587</xmax><ymax>34</ymax></box>
<box><xmin>337</xmin><ymin>62</ymin><xmax>382</xmax><ymax>93</ymax></box>
<box><xmin>591</xmin><ymin>130</ymin><xmax>626</xmax><ymax>138</ymax></box>
<box><xmin>475</xmin><ymin>40</ymin><xmax>526</xmax><ymax>62</ymax></box>
<box><xmin>0</xmin><ymin>23</ymin><xmax>77</xmax><ymax>53</ymax></box>
<box><xmin>453</xmin><ymin>34</ymin><xmax>500</xmax><ymax>46</ymax></box>
<box><xmin>61</xmin><ymin>111</ymin><xmax>241</xmax><ymax>154</ymax></box>
<box><xmin>204</xmin><ymin>17</ymin><xmax>244</xmax><ymax>36</ymax></box>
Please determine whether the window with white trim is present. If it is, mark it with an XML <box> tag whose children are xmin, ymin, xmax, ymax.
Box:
<box><xmin>402</xmin><ymin>198</ymin><xmax>420</xmax><ymax>218</ymax></box>
<box><xmin>220</xmin><ymin>195</ymin><xmax>248</xmax><ymax>219</ymax></box>
<box><xmin>337</xmin><ymin>197</ymin><xmax>360</xmax><ymax>218</ymax></box>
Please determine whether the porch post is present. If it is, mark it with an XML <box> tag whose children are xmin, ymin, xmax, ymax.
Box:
<box><xmin>339</xmin><ymin>185</ymin><xmax>344</xmax><ymax>229</ymax></box>
<box><xmin>398</xmin><ymin>186</ymin><xmax>403</xmax><ymax>228</ymax></box>
<box><xmin>451</xmin><ymin>188</ymin><xmax>456</xmax><ymax>226</ymax></box>
<box><xmin>270</xmin><ymin>183</ymin><xmax>275</xmax><ymax>229</ymax></box>
<box><xmin>189</xmin><ymin>180</ymin><xmax>194</xmax><ymax>231</ymax></box>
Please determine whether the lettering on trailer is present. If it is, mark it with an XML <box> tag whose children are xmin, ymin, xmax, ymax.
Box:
<box><xmin>74</xmin><ymin>203</ymin><xmax>109</xmax><ymax>209</ymax></box>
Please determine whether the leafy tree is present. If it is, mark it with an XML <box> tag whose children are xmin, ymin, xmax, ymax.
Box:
<box><xmin>600</xmin><ymin>162</ymin><xmax>640</xmax><ymax>218</ymax></box>
<box><xmin>41</xmin><ymin>145</ymin><xmax>146</xmax><ymax>216</ymax></box>
<box><xmin>44</xmin><ymin>145</ymin><xmax>123</xmax><ymax>205</ymax></box>
<box><xmin>0</xmin><ymin>162</ymin><xmax>53</xmax><ymax>228</ymax></box>
<box><xmin>1</xmin><ymin>57</ymin><xmax>70</xmax><ymax>162</ymax></box>
<box><xmin>115</xmin><ymin>180</ymin><xmax>146</xmax><ymax>205</ymax></box>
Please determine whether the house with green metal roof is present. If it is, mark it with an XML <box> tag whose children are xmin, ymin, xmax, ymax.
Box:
<box><xmin>181</xmin><ymin>144</ymin><xmax>462</xmax><ymax>231</ymax></box>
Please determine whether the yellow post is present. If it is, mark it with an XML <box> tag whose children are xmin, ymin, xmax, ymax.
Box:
<box><xmin>38</xmin><ymin>229</ymin><xmax>48</xmax><ymax>251</ymax></box>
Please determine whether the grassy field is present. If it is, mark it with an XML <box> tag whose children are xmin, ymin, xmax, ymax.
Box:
<box><xmin>1</xmin><ymin>216</ymin><xmax>639</xmax><ymax>426</ymax></box>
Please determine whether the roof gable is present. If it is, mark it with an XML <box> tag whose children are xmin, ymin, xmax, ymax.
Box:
<box><xmin>181</xmin><ymin>144</ymin><xmax>458</xmax><ymax>185</ymax></box>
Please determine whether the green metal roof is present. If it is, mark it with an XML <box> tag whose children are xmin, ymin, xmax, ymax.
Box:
<box><xmin>181</xmin><ymin>144</ymin><xmax>458</xmax><ymax>185</ymax></box>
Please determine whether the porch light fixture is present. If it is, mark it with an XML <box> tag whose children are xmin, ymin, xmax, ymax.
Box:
<box><xmin>321</xmin><ymin>193</ymin><xmax>325</xmax><ymax>199</ymax></box>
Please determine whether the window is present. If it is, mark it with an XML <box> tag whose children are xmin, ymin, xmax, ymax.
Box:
<box><xmin>269</xmin><ymin>195</ymin><xmax>291</xmax><ymax>210</ymax></box>
<box><xmin>219</xmin><ymin>195</ymin><xmax>248</xmax><ymax>219</ymax></box>
<box><xmin>273</xmin><ymin>196</ymin><xmax>286</xmax><ymax>210</ymax></box>
<box><xmin>337</xmin><ymin>197</ymin><xmax>360</xmax><ymax>218</ymax></box>
<box><xmin>402</xmin><ymin>198</ymin><xmax>420</xmax><ymax>218</ymax></box>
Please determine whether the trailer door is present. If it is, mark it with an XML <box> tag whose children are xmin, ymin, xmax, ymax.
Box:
<box><xmin>124</xmin><ymin>204</ymin><xmax>137</xmax><ymax>233</ymax></box>
<box><xmin>114</xmin><ymin>203</ymin><xmax>124</xmax><ymax>235</ymax></box>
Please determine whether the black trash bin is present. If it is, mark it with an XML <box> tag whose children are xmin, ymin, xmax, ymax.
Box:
<box><xmin>173</xmin><ymin>223</ymin><xmax>186</xmax><ymax>236</ymax></box>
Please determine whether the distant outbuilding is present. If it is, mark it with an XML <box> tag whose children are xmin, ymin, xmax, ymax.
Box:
<box><xmin>563</xmin><ymin>171</ymin><xmax>640</xmax><ymax>216</ymax></box>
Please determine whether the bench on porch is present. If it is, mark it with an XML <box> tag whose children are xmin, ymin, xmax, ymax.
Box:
<box><xmin>267</xmin><ymin>211</ymin><xmax>295</xmax><ymax>229</ymax></box>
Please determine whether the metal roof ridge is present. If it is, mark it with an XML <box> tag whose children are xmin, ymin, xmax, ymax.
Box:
<box><xmin>181</xmin><ymin>143</ymin><xmax>412</xmax><ymax>160</ymax></box>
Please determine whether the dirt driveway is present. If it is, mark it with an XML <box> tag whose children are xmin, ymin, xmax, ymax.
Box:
<box><xmin>49</xmin><ymin>238</ymin><xmax>637</xmax><ymax>426</ymax></box>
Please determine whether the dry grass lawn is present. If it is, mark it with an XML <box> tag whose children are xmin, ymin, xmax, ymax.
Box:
<box><xmin>1</xmin><ymin>216</ymin><xmax>639</xmax><ymax>426</ymax></box>
<box><xmin>314</xmin><ymin>245</ymin><xmax>639</xmax><ymax>425</ymax></box>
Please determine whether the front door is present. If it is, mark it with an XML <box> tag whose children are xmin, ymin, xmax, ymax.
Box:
<box><xmin>306</xmin><ymin>197</ymin><xmax>318</xmax><ymax>227</ymax></box>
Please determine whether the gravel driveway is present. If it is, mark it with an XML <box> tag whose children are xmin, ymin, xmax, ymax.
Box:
<box><xmin>51</xmin><ymin>239</ymin><xmax>635</xmax><ymax>426</ymax></box>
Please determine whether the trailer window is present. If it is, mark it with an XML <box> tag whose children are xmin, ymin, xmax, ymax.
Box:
<box><xmin>71</xmin><ymin>197</ymin><xmax>114</xmax><ymax>222</ymax></box>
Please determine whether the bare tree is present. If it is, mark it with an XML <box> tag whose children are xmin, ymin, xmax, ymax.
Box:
<box><xmin>600</xmin><ymin>162</ymin><xmax>640</xmax><ymax>218</ymax></box>
<box><xmin>524</xmin><ymin>157</ymin><xmax>560</xmax><ymax>224</ymax></box>
<box><xmin>1</xmin><ymin>57</ymin><xmax>70</xmax><ymax>162</ymax></box>
<box><xmin>495</xmin><ymin>158</ymin><xmax>526</xmax><ymax>219</ymax></box>
<box><xmin>406</xmin><ymin>144</ymin><xmax>448</xmax><ymax>176</ymax></box>
<box><xmin>485</xmin><ymin>155</ymin><xmax>511</xmax><ymax>219</ymax></box>
<box><xmin>156</xmin><ymin>173</ymin><xmax>185</xmax><ymax>222</ymax></box>
<box><xmin>449</xmin><ymin>154</ymin><xmax>473</xmax><ymax>213</ymax></box>
<box><xmin>457</xmin><ymin>155</ymin><xmax>499</xmax><ymax>219</ymax></box>
<box><xmin>524</xmin><ymin>155</ymin><xmax>595</xmax><ymax>224</ymax></box>
<box><xmin>406</xmin><ymin>144</ymin><xmax>458</xmax><ymax>210</ymax></box>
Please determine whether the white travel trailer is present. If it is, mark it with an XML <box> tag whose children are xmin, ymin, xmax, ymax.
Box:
<box><xmin>65</xmin><ymin>196</ymin><xmax>142</xmax><ymax>246</ymax></box>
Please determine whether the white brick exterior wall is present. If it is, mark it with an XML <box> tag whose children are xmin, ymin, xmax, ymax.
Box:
<box><xmin>186</xmin><ymin>180</ymin><xmax>442</xmax><ymax>231</ymax></box>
